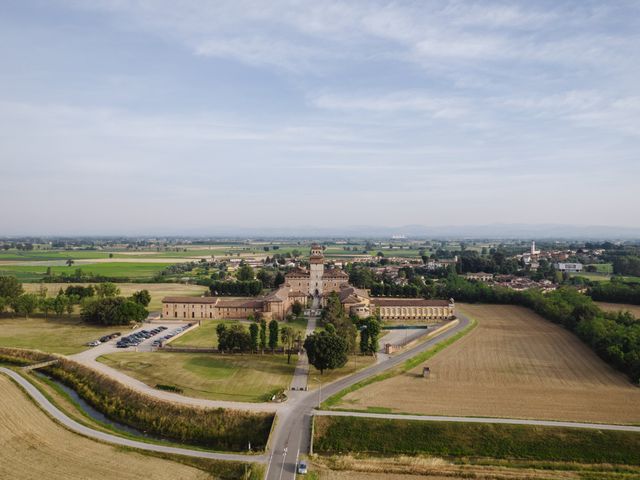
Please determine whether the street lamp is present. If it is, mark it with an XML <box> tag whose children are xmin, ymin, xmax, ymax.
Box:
<box><xmin>313</xmin><ymin>377</ymin><xmax>322</xmax><ymax>409</ymax></box>
<box><xmin>356</xmin><ymin>324</ymin><xmax>367</xmax><ymax>371</ymax></box>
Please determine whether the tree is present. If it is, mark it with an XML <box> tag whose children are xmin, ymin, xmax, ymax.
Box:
<box><xmin>81</xmin><ymin>297</ymin><xmax>147</xmax><ymax>325</ymax></box>
<box><xmin>237</xmin><ymin>265</ymin><xmax>255</xmax><ymax>282</ymax></box>
<box><xmin>40</xmin><ymin>297</ymin><xmax>56</xmax><ymax>318</ymax></box>
<box><xmin>268</xmin><ymin>320</ymin><xmax>279</xmax><ymax>352</ymax></box>
<box><xmin>259</xmin><ymin>319</ymin><xmax>267</xmax><ymax>353</ymax></box>
<box><xmin>304</xmin><ymin>329</ymin><xmax>348</xmax><ymax>374</ymax></box>
<box><xmin>218</xmin><ymin>323</ymin><xmax>251</xmax><ymax>353</ymax></box>
<box><xmin>216</xmin><ymin>323</ymin><xmax>228</xmax><ymax>350</ymax></box>
<box><xmin>280</xmin><ymin>326</ymin><xmax>294</xmax><ymax>364</ymax></box>
<box><xmin>53</xmin><ymin>294</ymin><xmax>68</xmax><ymax>317</ymax></box>
<box><xmin>274</xmin><ymin>272</ymin><xmax>286</xmax><ymax>287</ymax></box>
<box><xmin>131</xmin><ymin>289</ymin><xmax>151</xmax><ymax>307</ymax></box>
<box><xmin>0</xmin><ymin>276</ymin><xmax>23</xmax><ymax>300</ymax></box>
<box><xmin>95</xmin><ymin>282</ymin><xmax>120</xmax><ymax>298</ymax></box>
<box><xmin>66</xmin><ymin>258</ymin><xmax>74</xmax><ymax>267</ymax></box>
<box><xmin>12</xmin><ymin>294</ymin><xmax>39</xmax><ymax>318</ymax></box>
<box><xmin>0</xmin><ymin>296</ymin><xmax>7</xmax><ymax>315</ymax></box>
<box><xmin>291</xmin><ymin>301</ymin><xmax>303</xmax><ymax>317</ymax></box>
<box><xmin>249</xmin><ymin>322</ymin><xmax>259</xmax><ymax>352</ymax></box>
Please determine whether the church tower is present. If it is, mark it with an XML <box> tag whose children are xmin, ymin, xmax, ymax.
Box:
<box><xmin>309</xmin><ymin>244</ymin><xmax>324</xmax><ymax>296</ymax></box>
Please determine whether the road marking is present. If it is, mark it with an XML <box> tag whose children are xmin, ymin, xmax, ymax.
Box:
<box><xmin>265</xmin><ymin>452</ymin><xmax>273</xmax><ymax>479</ymax></box>
<box><xmin>294</xmin><ymin>448</ymin><xmax>300</xmax><ymax>479</ymax></box>
<box><xmin>278</xmin><ymin>448</ymin><xmax>287</xmax><ymax>480</ymax></box>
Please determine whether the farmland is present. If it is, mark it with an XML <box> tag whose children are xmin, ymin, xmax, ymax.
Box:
<box><xmin>0</xmin><ymin>374</ymin><xmax>211</xmax><ymax>480</ymax></box>
<box><xmin>336</xmin><ymin>304</ymin><xmax>640</xmax><ymax>424</ymax></box>
<box><xmin>596</xmin><ymin>301</ymin><xmax>640</xmax><ymax>318</ymax></box>
<box><xmin>22</xmin><ymin>282</ymin><xmax>208</xmax><ymax>311</ymax></box>
<box><xmin>0</xmin><ymin>262</ymin><xmax>174</xmax><ymax>282</ymax></box>
<box><xmin>0</xmin><ymin>317</ymin><xmax>125</xmax><ymax>355</ymax></box>
<box><xmin>99</xmin><ymin>351</ymin><xmax>296</xmax><ymax>402</ymax></box>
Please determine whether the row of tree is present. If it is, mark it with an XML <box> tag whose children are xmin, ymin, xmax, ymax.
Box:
<box><xmin>215</xmin><ymin>319</ymin><xmax>301</xmax><ymax>362</ymax></box>
<box><xmin>588</xmin><ymin>279</ymin><xmax>640</xmax><ymax>305</ymax></box>
<box><xmin>0</xmin><ymin>276</ymin><xmax>150</xmax><ymax>325</ymax></box>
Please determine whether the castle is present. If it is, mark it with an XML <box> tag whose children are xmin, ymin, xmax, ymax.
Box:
<box><xmin>162</xmin><ymin>244</ymin><xmax>454</xmax><ymax>323</ymax></box>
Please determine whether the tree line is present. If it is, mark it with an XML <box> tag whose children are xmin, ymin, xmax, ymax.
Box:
<box><xmin>438</xmin><ymin>274</ymin><xmax>640</xmax><ymax>384</ymax></box>
<box><xmin>0</xmin><ymin>276</ymin><xmax>149</xmax><ymax>325</ymax></box>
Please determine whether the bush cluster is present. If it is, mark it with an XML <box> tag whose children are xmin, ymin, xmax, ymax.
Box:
<box><xmin>43</xmin><ymin>359</ymin><xmax>273</xmax><ymax>451</ymax></box>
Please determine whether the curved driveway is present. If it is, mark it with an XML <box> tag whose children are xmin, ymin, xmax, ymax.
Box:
<box><xmin>0</xmin><ymin>367</ymin><xmax>266</xmax><ymax>463</ymax></box>
<box><xmin>5</xmin><ymin>311</ymin><xmax>638</xmax><ymax>480</ymax></box>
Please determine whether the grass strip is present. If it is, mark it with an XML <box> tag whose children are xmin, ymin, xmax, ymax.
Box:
<box><xmin>313</xmin><ymin>416</ymin><xmax>640</xmax><ymax>465</ymax></box>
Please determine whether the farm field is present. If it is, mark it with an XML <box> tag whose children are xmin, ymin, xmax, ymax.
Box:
<box><xmin>308</xmin><ymin>355</ymin><xmax>377</xmax><ymax>391</ymax></box>
<box><xmin>0</xmin><ymin>262</ymin><xmax>174</xmax><ymax>282</ymax></box>
<box><xmin>336</xmin><ymin>304</ymin><xmax>640</xmax><ymax>424</ymax></box>
<box><xmin>0</xmin><ymin>317</ymin><xmax>125</xmax><ymax>355</ymax></box>
<box><xmin>310</xmin><ymin>455</ymin><xmax>640</xmax><ymax>480</ymax></box>
<box><xmin>596</xmin><ymin>301</ymin><xmax>640</xmax><ymax>318</ymax></box>
<box><xmin>0</xmin><ymin>374</ymin><xmax>210</xmax><ymax>480</ymax></box>
<box><xmin>22</xmin><ymin>282</ymin><xmax>209</xmax><ymax>311</ymax></box>
<box><xmin>99</xmin><ymin>351</ymin><xmax>296</xmax><ymax>402</ymax></box>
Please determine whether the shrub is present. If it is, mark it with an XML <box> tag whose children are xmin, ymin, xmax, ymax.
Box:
<box><xmin>43</xmin><ymin>358</ymin><xmax>273</xmax><ymax>451</ymax></box>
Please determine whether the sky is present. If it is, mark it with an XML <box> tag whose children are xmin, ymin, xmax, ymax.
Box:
<box><xmin>1</xmin><ymin>0</ymin><xmax>639</xmax><ymax>235</ymax></box>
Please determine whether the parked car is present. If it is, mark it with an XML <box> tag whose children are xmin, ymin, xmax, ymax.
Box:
<box><xmin>87</xmin><ymin>340</ymin><xmax>101</xmax><ymax>347</ymax></box>
<box><xmin>297</xmin><ymin>461</ymin><xmax>308</xmax><ymax>475</ymax></box>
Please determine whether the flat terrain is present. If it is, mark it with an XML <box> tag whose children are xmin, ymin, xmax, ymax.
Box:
<box><xmin>0</xmin><ymin>262</ymin><xmax>173</xmax><ymax>282</ymax></box>
<box><xmin>172</xmin><ymin>316</ymin><xmax>308</xmax><ymax>349</ymax></box>
<box><xmin>99</xmin><ymin>351</ymin><xmax>296</xmax><ymax>402</ymax></box>
<box><xmin>0</xmin><ymin>316</ymin><xmax>126</xmax><ymax>354</ymax></box>
<box><xmin>337</xmin><ymin>304</ymin><xmax>640</xmax><ymax>424</ymax></box>
<box><xmin>308</xmin><ymin>355</ymin><xmax>377</xmax><ymax>391</ymax></box>
<box><xmin>23</xmin><ymin>282</ymin><xmax>208</xmax><ymax>311</ymax></box>
<box><xmin>596</xmin><ymin>301</ymin><xmax>640</xmax><ymax>318</ymax></box>
<box><xmin>0</xmin><ymin>374</ymin><xmax>209</xmax><ymax>480</ymax></box>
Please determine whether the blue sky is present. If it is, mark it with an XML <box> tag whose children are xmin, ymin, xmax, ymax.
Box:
<box><xmin>1</xmin><ymin>0</ymin><xmax>639</xmax><ymax>234</ymax></box>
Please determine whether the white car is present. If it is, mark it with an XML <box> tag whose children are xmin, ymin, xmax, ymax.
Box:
<box><xmin>297</xmin><ymin>461</ymin><xmax>307</xmax><ymax>475</ymax></box>
<box><xmin>87</xmin><ymin>340</ymin><xmax>101</xmax><ymax>347</ymax></box>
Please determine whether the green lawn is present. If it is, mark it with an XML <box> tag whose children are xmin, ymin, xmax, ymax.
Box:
<box><xmin>170</xmin><ymin>320</ymin><xmax>238</xmax><ymax>348</ymax></box>
<box><xmin>0</xmin><ymin>316</ymin><xmax>125</xmax><ymax>354</ymax></box>
<box><xmin>172</xmin><ymin>317</ymin><xmax>309</xmax><ymax>349</ymax></box>
<box><xmin>99</xmin><ymin>352</ymin><xmax>296</xmax><ymax>402</ymax></box>
<box><xmin>0</xmin><ymin>262</ymin><xmax>173</xmax><ymax>281</ymax></box>
<box><xmin>308</xmin><ymin>355</ymin><xmax>377</xmax><ymax>391</ymax></box>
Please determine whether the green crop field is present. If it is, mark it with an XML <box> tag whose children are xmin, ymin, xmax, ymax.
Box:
<box><xmin>0</xmin><ymin>262</ymin><xmax>174</xmax><ymax>281</ymax></box>
<box><xmin>0</xmin><ymin>316</ymin><xmax>124</xmax><ymax>354</ymax></box>
<box><xmin>99</xmin><ymin>352</ymin><xmax>297</xmax><ymax>402</ymax></box>
<box><xmin>314</xmin><ymin>416</ymin><xmax>640</xmax><ymax>465</ymax></box>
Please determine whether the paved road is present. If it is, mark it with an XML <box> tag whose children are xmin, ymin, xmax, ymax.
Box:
<box><xmin>70</xmin><ymin>321</ymin><xmax>280</xmax><ymax>412</ymax></box>
<box><xmin>264</xmin><ymin>313</ymin><xmax>472</xmax><ymax>480</ymax></box>
<box><xmin>0</xmin><ymin>367</ymin><xmax>267</xmax><ymax>463</ymax></box>
<box><xmin>314</xmin><ymin>409</ymin><xmax>640</xmax><ymax>432</ymax></box>
<box><xmin>9</xmin><ymin>310</ymin><xmax>638</xmax><ymax>480</ymax></box>
<box><xmin>289</xmin><ymin>315</ymin><xmax>317</xmax><ymax>391</ymax></box>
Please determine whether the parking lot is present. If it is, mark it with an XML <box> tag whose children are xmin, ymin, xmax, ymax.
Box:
<box><xmin>74</xmin><ymin>321</ymin><xmax>196</xmax><ymax>361</ymax></box>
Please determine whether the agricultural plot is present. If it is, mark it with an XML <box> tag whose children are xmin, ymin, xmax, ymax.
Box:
<box><xmin>0</xmin><ymin>374</ymin><xmax>210</xmax><ymax>480</ymax></box>
<box><xmin>99</xmin><ymin>351</ymin><xmax>296</xmax><ymax>402</ymax></box>
<box><xmin>0</xmin><ymin>317</ymin><xmax>124</xmax><ymax>355</ymax></box>
<box><xmin>0</xmin><ymin>262</ymin><xmax>174</xmax><ymax>282</ymax></box>
<box><xmin>23</xmin><ymin>282</ymin><xmax>209</xmax><ymax>311</ymax></box>
<box><xmin>337</xmin><ymin>304</ymin><xmax>640</xmax><ymax>424</ymax></box>
<box><xmin>596</xmin><ymin>301</ymin><xmax>640</xmax><ymax>318</ymax></box>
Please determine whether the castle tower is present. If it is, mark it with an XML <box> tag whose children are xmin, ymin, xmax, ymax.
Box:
<box><xmin>309</xmin><ymin>244</ymin><xmax>324</xmax><ymax>296</ymax></box>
